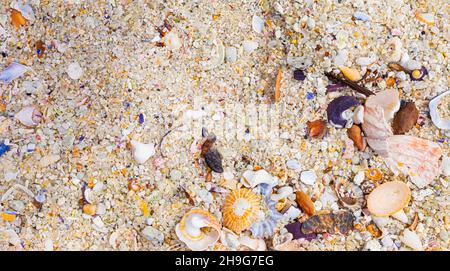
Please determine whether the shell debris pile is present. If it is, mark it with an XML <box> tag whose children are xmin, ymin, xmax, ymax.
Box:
<box><xmin>0</xmin><ymin>0</ymin><xmax>448</xmax><ymax>251</ymax></box>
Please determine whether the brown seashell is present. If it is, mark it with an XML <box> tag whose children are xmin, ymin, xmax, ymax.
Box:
<box><xmin>83</xmin><ymin>204</ymin><xmax>96</xmax><ymax>216</ymax></box>
<box><xmin>295</xmin><ymin>191</ymin><xmax>315</xmax><ymax>216</ymax></box>
<box><xmin>11</xmin><ymin>9</ymin><xmax>27</xmax><ymax>29</ymax></box>
<box><xmin>347</xmin><ymin>125</ymin><xmax>364</xmax><ymax>151</ymax></box>
<box><xmin>301</xmin><ymin>211</ymin><xmax>355</xmax><ymax>235</ymax></box>
<box><xmin>307</xmin><ymin>120</ymin><xmax>327</xmax><ymax>139</ymax></box>
<box><xmin>274</xmin><ymin>68</ymin><xmax>282</xmax><ymax>102</ymax></box>
<box><xmin>392</xmin><ymin>101</ymin><xmax>419</xmax><ymax>135</ymax></box>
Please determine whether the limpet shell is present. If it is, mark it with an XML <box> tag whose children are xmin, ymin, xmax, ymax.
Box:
<box><xmin>367</xmin><ymin>181</ymin><xmax>411</xmax><ymax>217</ymax></box>
<box><xmin>429</xmin><ymin>90</ymin><xmax>450</xmax><ymax>130</ymax></box>
<box><xmin>222</xmin><ymin>188</ymin><xmax>261</xmax><ymax>234</ymax></box>
<box><xmin>175</xmin><ymin>209</ymin><xmax>221</xmax><ymax>251</ymax></box>
<box><xmin>15</xmin><ymin>105</ymin><xmax>43</xmax><ymax>127</ymax></box>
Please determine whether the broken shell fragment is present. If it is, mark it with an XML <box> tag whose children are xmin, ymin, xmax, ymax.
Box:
<box><xmin>334</xmin><ymin>179</ymin><xmax>364</xmax><ymax>208</ymax></box>
<box><xmin>130</xmin><ymin>140</ymin><xmax>155</xmax><ymax>164</ymax></box>
<box><xmin>10</xmin><ymin>9</ymin><xmax>27</xmax><ymax>29</ymax></box>
<box><xmin>429</xmin><ymin>90</ymin><xmax>450</xmax><ymax>130</ymax></box>
<box><xmin>367</xmin><ymin>181</ymin><xmax>411</xmax><ymax>217</ymax></box>
<box><xmin>352</xmin><ymin>105</ymin><xmax>364</xmax><ymax>124</ymax></box>
<box><xmin>270</xmin><ymin>186</ymin><xmax>293</xmax><ymax>202</ymax></box>
<box><xmin>392</xmin><ymin>101</ymin><xmax>419</xmax><ymax>134</ymax></box>
<box><xmin>391</xmin><ymin>209</ymin><xmax>408</xmax><ymax>224</ymax></box>
<box><xmin>203</xmin><ymin>39</ymin><xmax>225</xmax><ymax>70</ymax></box>
<box><xmin>15</xmin><ymin>106</ymin><xmax>43</xmax><ymax>127</ymax></box>
<box><xmin>410</xmin><ymin>66</ymin><xmax>428</xmax><ymax>81</ymax></box>
<box><xmin>164</xmin><ymin>31</ymin><xmax>182</xmax><ymax>51</ymax></box>
<box><xmin>0</xmin><ymin>62</ymin><xmax>31</xmax><ymax>83</ymax></box>
<box><xmin>400</xmin><ymin>229</ymin><xmax>423</xmax><ymax>251</ymax></box>
<box><xmin>339</xmin><ymin>66</ymin><xmax>362</xmax><ymax>82</ymax></box>
<box><xmin>223</xmin><ymin>188</ymin><xmax>261</xmax><ymax>234</ymax></box>
<box><xmin>383</xmin><ymin>37</ymin><xmax>403</xmax><ymax>63</ymax></box>
<box><xmin>285</xmin><ymin>222</ymin><xmax>317</xmax><ymax>240</ymax></box>
<box><xmin>301</xmin><ymin>211</ymin><xmax>355</xmax><ymax>235</ymax></box>
<box><xmin>249</xmin><ymin>198</ymin><xmax>283</xmax><ymax>238</ymax></box>
<box><xmin>347</xmin><ymin>125</ymin><xmax>364</xmax><ymax>151</ymax></box>
<box><xmin>365</xmin><ymin>89</ymin><xmax>400</xmax><ymax>121</ymax></box>
<box><xmin>175</xmin><ymin>209</ymin><xmax>221</xmax><ymax>251</ymax></box>
<box><xmin>327</xmin><ymin>96</ymin><xmax>360</xmax><ymax>128</ymax></box>
<box><xmin>241</xmin><ymin>169</ymin><xmax>278</xmax><ymax>188</ymax></box>
<box><xmin>307</xmin><ymin>119</ymin><xmax>327</xmax><ymax>138</ymax></box>
<box><xmin>252</xmin><ymin>15</ymin><xmax>265</xmax><ymax>34</ymax></box>
<box><xmin>238</xmin><ymin>235</ymin><xmax>266</xmax><ymax>251</ymax></box>
<box><xmin>295</xmin><ymin>191</ymin><xmax>315</xmax><ymax>216</ymax></box>
<box><xmin>415</xmin><ymin>11</ymin><xmax>435</xmax><ymax>26</ymax></box>
<box><xmin>205</xmin><ymin>148</ymin><xmax>224</xmax><ymax>173</ymax></box>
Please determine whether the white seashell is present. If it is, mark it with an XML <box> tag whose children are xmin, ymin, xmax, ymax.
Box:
<box><xmin>130</xmin><ymin>140</ymin><xmax>155</xmax><ymax>164</ymax></box>
<box><xmin>429</xmin><ymin>91</ymin><xmax>450</xmax><ymax>130</ymax></box>
<box><xmin>270</xmin><ymin>186</ymin><xmax>294</xmax><ymax>202</ymax></box>
<box><xmin>164</xmin><ymin>31</ymin><xmax>182</xmax><ymax>51</ymax></box>
<box><xmin>241</xmin><ymin>169</ymin><xmax>278</xmax><ymax>188</ymax></box>
<box><xmin>399</xmin><ymin>52</ymin><xmax>410</xmax><ymax>67</ymax></box>
<box><xmin>223</xmin><ymin>171</ymin><xmax>234</xmax><ymax>181</ymax></box>
<box><xmin>372</xmin><ymin>216</ymin><xmax>390</xmax><ymax>229</ymax></box>
<box><xmin>442</xmin><ymin>155</ymin><xmax>450</xmax><ymax>176</ymax></box>
<box><xmin>225</xmin><ymin>46</ymin><xmax>237</xmax><ymax>63</ymax></box>
<box><xmin>10</xmin><ymin>1</ymin><xmax>35</xmax><ymax>21</ymax></box>
<box><xmin>403</xmin><ymin>60</ymin><xmax>421</xmax><ymax>71</ymax></box>
<box><xmin>400</xmin><ymin>229</ymin><xmax>423</xmax><ymax>251</ymax></box>
<box><xmin>282</xmin><ymin>206</ymin><xmax>301</xmax><ymax>220</ymax></box>
<box><xmin>219</xmin><ymin>228</ymin><xmax>240</xmax><ymax>250</ymax></box>
<box><xmin>391</xmin><ymin>209</ymin><xmax>408</xmax><ymax>223</ymax></box>
<box><xmin>252</xmin><ymin>15</ymin><xmax>265</xmax><ymax>34</ymax></box>
<box><xmin>67</xmin><ymin>62</ymin><xmax>83</xmax><ymax>80</ymax></box>
<box><xmin>204</xmin><ymin>39</ymin><xmax>225</xmax><ymax>70</ymax></box>
<box><xmin>286</xmin><ymin>159</ymin><xmax>300</xmax><ymax>170</ymax></box>
<box><xmin>364</xmin><ymin>239</ymin><xmax>382</xmax><ymax>251</ymax></box>
<box><xmin>356</xmin><ymin>53</ymin><xmax>376</xmax><ymax>66</ymax></box>
<box><xmin>353</xmin><ymin>105</ymin><xmax>364</xmax><ymax>124</ymax></box>
<box><xmin>243</xmin><ymin>40</ymin><xmax>258</xmax><ymax>53</ymax></box>
<box><xmin>238</xmin><ymin>235</ymin><xmax>266</xmax><ymax>251</ymax></box>
<box><xmin>15</xmin><ymin>105</ymin><xmax>43</xmax><ymax>127</ymax></box>
<box><xmin>353</xmin><ymin>171</ymin><xmax>365</xmax><ymax>185</ymax></box>
<box><xmin>384</xmin><ymin>37</ymin><xmax>403</xmax><ymax>63</ymax></box>
<box><xmin>142</xmin><ymin>226</ymin><xmax>165</xmax><ymax>246</ymax></box>
<box><xmin>0</xmin><ymin>62</ymin><xmax>31</xmax><ymax>83</ymax></box>
<box><xmin>84</xmin><ymin>188</ymin><xmax>94</xmax><ymax>204</ymax></box>
<box><xmin>300</xmin><ymin>170</ymin><xmax>317</xmax><ymax>185</ymax></box>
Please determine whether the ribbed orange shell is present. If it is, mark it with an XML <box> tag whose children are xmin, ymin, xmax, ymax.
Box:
<box><xmin>222</xmin><ymin>188</ymin><xmax>261</xmax><ymax>234</ymax></box>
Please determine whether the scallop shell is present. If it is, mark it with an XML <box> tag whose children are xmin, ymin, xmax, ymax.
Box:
<box><xmin>429</xmin><ymin>90</ymin><xmax>450</xmax><ymax>130</ymax></box>
<box><xmin>367</xmin><ymin>181</ymin><xmax>411</xmax><ymax>217</ymax></box>
<box><xmin>0</xmin><ymin>62</ymin><xmax>31</xmax><ymax>83</ymax></box>
<box><xmin>203</xmin><ymin>39</ymin><xmax>225</xmax><ymax>70</ymax></box>
<box><xmin>175</xmin><ymin>209</ymin><xmax>221</xmax><ymax>251</ymax></box>
<box><xmin>241</xmin><ymin>169</ymin><xmax>278</xmax><ymax>188</ymax></box>
<box><xmin>130</xmin><ymin>140</ymin><xmax>155</xmax><ymax>164</ymax></box>
<box><xmin>222</xmin><ymin>188</ymin><xmax>261</xmax><ymax>234</ymax></box>
<box><xmin>15</xmin><ymin>105</ymin><xmax>42</xmax><ymax>127</ymax></box>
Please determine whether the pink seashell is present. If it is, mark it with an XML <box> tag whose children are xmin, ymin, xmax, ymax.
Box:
<box><xmin>14</xmin><ymin>105</ymin><xmax>42</xmax><ymax>127</ymax></box>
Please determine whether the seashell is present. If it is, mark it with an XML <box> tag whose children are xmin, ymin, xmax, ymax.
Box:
<box><xmin>352</xmin><ymin>105</ymin><xmax>364</xmax><ymax>124</ymax></box>
<box><xmin>392</xmin><ymin>101</ymin><xmax>419</xmax><ymax>134</ymax></box>
<box><xmin>67</xmin><ymin>62</ymin><xmax>83</xmax><ymax>80</ymax></box>
<box><xmin>300</xmin><ymin>170</ymin><xmax>317</xmax><ymax>186</ymax></box>
<box><xmin>270</xmin><ymin>186</ymin><xmax>293</xmax><ymax>202</ymax></box>
<box><xmin>203</xmin><ymin>39</ymin><xmax>225</xmax><ymax>70</ymax></box>
<box><xmin>10</xmin><ymin>9</ymin><xmax>27</xmax><ymax>29</ymax></box>
<box><xmin>241</xmin><ymin>169</ymin><xmax>278</xmax><ymax>188</ymax></box>
<box><xmin>409</xmin><ymin>66</ymin><xmax>428</xmax><ymax>81</ymax></box>
<box><xmin>274</xmin><ymin>68</ymin><xmax>282</xmax><ymax>102</ymax></box>
<box><xmin>10</xmin><ymin>2</ymin><xmax>35</xmax><ymax>21</ymax></box>
<box><xmin>295</xmin><ymin>191</ymin><xmax>315</xmax><ymax>216</ymax></box>
<box><xmin>285</xmin><ymin>159</ymin><xmax>300</xmax><ymax>170</ymax></box>
<box><xmin>442</xmin><ymin>155</ymin><xmax>450</xmax><ymax>177</ymax></box>
<box><xmin>285</xmin><ymin>222</ymin><xmax>317</xmax><ymax>240</ymax></box>
<box><xmin>222</xmin><ymin>188</ymin><xmax>261</xmax><ymax>234</ymax></box>
<box><xmin>383</xmin><ymin>37</ymin><xmax>403</xmax><ymax>63</ymax></box>
<box><xmin>83</xmin><ymin>204</ymin><xmax>96</xmax><ymax>216</ymax></box>
<box><xmin>365</xmin><ymin>168</ymin><xmax>382</xmax><ymax>181</ymax></box>
<box><xmin>238</xmin><ymin>235</ymin><xmax>266</xmax><ymax>251</ymax></box>
<box><xmin>327</xmin><ymin>96</ymin><xmax>360</xmax><ymax>128</ymax></box>
<box><xmin>282</xmin><ymin>206</ymin><xmax>301</xmax><ymax>220</ymax></box>
<box><xmin>356</xmin><ymin>53</ymin><xmax>376</xmax><ymax>66</ymax></box>
<box><xmin>293</xmin><ymin>69</ymin><xmax>306</xmax><ymax>81</ymax></box>
<box><xmin>339</xmin><ymin>66</ymin><xmax>362</xmax><ymax>82</ymax></box>
<box><xmin>334</xmin><ymin>179</ymin><xmax>364</xmax><ymax>208</ymax></box>
<box><xmin>219</xmin><ymin>227</ymin><xmax>240</xmax><ymax>250</ymax></box>
<box><xmin>400</xmin><ymin>229</ymin><xmax>423</xmax><ymax>251</ymax></box>
<box><xmin>415</xmin><ymin>11</ymin><xmax>435</xmax><ymax>26</ymax></box>
<box><xmin>365</xmin><ymin>89</ymin><xmax>400</xmax><ymax>121</ymax></box>
<box><xmin>391</xmin><ymin>209</ymin><xmax>408</xmax><ymax>224</ymax></box>
<box><xmin>306</xmin><ymin>119</ymin><xmax>327</xmax><ymax>138</ymax></box>
<box><xmin>204</xmin><ymin>148</ymin><xmax>223</xmax><ymax>173</ymax></box>
<box><xmin>252</xmin><ymin>15</ymin><xmax>265</xmax><ymax>34</ymax></box>
<box><xmin>249</xmin><ymin>198</ymin><xmax>283</xmax><ymax>238</ymax></box>
<box><xmin>175</xmin><ymin>209</ymin><xmax>221</xmax><ymax>251</ymax></box>
<box><xmin>164</xmin><ymin>31</ymin><xmax>182</xmax><ymax>51</ymax></box>
<box><xmin>347</xmin><ymin>124</ymin><xmax>364</xmax><ymax>151</ymax></box>
<box><xmin>242</xmin><ymin>40</ymin><xmax>258</xmax><ymax>53</ymax></box>
<box><xmin>353</xmin><ymin>11</ymin><xmax>371</xmax><ymax>22</ymax></box>
<box><xmin>83</xmin><ymin>188</ymin><xmax>94</xmax><ymax>204</ymax></box>
<box><xmin>14</xmin><ymin>105</ymin><xmax>42</xmax><ymax>127</ymax></box>
<box><xmin>0</xmin><ymin>62</ymin><xmax>31</xmax><ymax>83</ymax></box>
<box><xmin>429</xmin><ymin>90</ymin><xmax>450</xmax><ymax>130</ymax></box>
<box><xmin>301</xmin><ymin>211</ymin><xmax>355</xmax><ymax>235</ymax></box>
<box><xmin>130</xmin><ymin>140</ymin><xmax>155</xmax><ymax>164</ymax></box>
<box><xmin>367</xmin><ymin>181</ymin><xmax>411</xmax><ymax>217</ymax></box>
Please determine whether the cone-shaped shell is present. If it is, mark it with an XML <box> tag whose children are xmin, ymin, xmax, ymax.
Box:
<box><xmin>175</xmin><ymin>209</ymin><xmax>221</xmax><ymax>251</ymax></box>
<box><xmin>223</xmin><ymin>188</ymin><xmax>261</xmax><ymax>234</ymax></box>
<box><xmin>367</xmin><ymin>181</ymin><xmax>411</xmax><ymax>217</ymax></box>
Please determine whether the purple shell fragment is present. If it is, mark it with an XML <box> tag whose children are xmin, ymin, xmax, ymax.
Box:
<box><xmin>0</xmin><ymin>62</ymin><xmax>30</xmax><ymax>83</ymax></box>
<box><xmin>326</xmin><ymin>95</ymin><xmax>360</xmax><ymax>128</ymax></box>
<box><xmin>410</xmin><ymin>66</ymin><xmax>428</xmax><ymax>81</ymax></box>
<box><xmin>285</xmin><ymin>222</ymin><xmax>317</xmax><ymax>241</ymax></box>
<box><xmin>326</xmin><ymin>82</ymin><xmax>347</xmax><ymax>93</ymax></box>
<box><xmin>293</xmin><ymin>69</ymin><xmax>306</xmax><ymax>81</ymax></box>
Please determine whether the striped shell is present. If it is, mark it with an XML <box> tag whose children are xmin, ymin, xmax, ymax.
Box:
<box><xmin>223</xmin><ymin>188</ymin><xmax>261</xmax><ymax>234</ymax></box>
<box><xmin>175</xmin><ymin>209</ymin><xmax>221</xmax><ymax>251</ymax></box>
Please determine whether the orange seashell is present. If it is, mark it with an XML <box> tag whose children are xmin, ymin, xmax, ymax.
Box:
<box><xmin>307</xmin><ymin>119</ymin><xmax>327</xmax><ymax>139</ymax></box>
<box><xmin>367</xmin><ymin>223</ymin><xmax>382</xmax><ymax>238</ymax></box>
<box><xmin>367</xmin><ymin>181</ymin><xmax>411</xmax><ymax>217</ymax></box>
<box><xmin>295</xmin><ymin>191</ymin><xmax>315</xmax><ymax>216</ymax></box>
<box><xmin>223</xmin><ymin>188</ymin><xmax>261</xmax><ymax>234</ymax></box>
<box><xmin>11</xmin><ymin>9</ymin><xmax>27</xmax><ymax>29</ymax></box>
<box><xmin>274</xmin><ymin>68</ymin><xmax>282</xmax><ymax>102</ymax></box>
<box><xmin>365</xmin><ymin>168</ymin><xmax>382</xmax><ymax>181</ymax></box>
<box><xmin>83</xmin><ymin>204</ymin><xmax>96</xmax><ymax>216</ymax></box>
<box><xmin>128</xmin><ymin>179</ymin><xmax>140</xmax><ymax>192</ymax></box>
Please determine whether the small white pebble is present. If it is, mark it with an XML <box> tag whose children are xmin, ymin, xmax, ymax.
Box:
<box><xmin>300</xmin><ymin>170</ymin><xmax>317</xmax><ymax>185</ymax></box>
<box><xmin>67</xmin><ymin>62</ymin><xmax>83</xmax><ymax>80</ymax></box>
